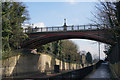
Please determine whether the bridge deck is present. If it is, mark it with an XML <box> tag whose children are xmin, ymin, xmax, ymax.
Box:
<box><xmin>84</xmin><ymin>62</ymin><xmax>111</xmax><ymax>79</ymax></box>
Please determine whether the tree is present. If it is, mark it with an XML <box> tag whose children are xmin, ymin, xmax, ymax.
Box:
<box><xmin>2</xmin><ymin>2</ymin><xmax>12</xmax><ymax>52</ymax></box>
<box><xmin>2</xmin><ymin>1</ymin><xmax>29</xmax><ymax>58</ymax></box>
<box><xmin>37</xmin><ymin>39</ymin><xmax>81</xmax><ymax>63</ymax></box>
<box><xmin>92</xmin><ymin>1</ymin><xmax>120</xmax><ymax>41</ymax></box>
<box><xmin>61</xmin><ymin>40</ymin><xmax>78</xmax><ymax>62</ymax></box>
<box><xmin>52</xmin><ymin>41</ymin><xmax>59</xmax><ymax>55</ymax></box>
<box><xmin>86</xmin><ymin>52</ymin><xmax>93</xmax><ymax>64</ymax></box>
<box><xmin>92</xmin><ymin>1</ymin><xmax>120</xmax><ymax>63</ymax></box>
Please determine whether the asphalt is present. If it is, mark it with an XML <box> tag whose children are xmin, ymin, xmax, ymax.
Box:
<box><xmin>84</xmin><ymin>62</ymin><xmax>112</xmax><ymax>80</ymax></box>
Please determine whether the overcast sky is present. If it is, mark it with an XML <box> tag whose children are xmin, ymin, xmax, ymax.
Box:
<box><xmin>24</xmin><ymin>2</ymin><xmax>106</xmax><ymax>59</ymax></box>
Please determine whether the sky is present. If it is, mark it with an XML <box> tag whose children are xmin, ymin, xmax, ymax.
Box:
<box><xmin>24</xmin><ymin>2</ymin><xmax>106</xmax><ymax>59</ymax></box>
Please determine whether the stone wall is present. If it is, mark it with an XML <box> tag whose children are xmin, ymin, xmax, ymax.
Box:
<box><xmin>2</xmin><ymin>53</ymin><xmax>82</xmax><ymax>77</ymax></box>
<box><xmin>2</xmin><ymin>55</ymin><xmax>21</xmax><ymax>76</ymax></box>
<box><xmin>110</xmin><ymin>61</ymin><xmax>120</xmax><ymax>78</ymax></box>
<box><xmin>108</xmin><ymin>43</ymin><xmax>120</xmax><ymax>77</ymax></box>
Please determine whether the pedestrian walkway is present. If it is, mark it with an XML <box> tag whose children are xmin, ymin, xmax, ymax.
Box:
<box><xmin>84</xmin><ymin>62</ymin><xmax>112</xmax><ymax>79</ymax></box>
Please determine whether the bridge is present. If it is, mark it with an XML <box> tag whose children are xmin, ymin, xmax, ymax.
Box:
<box><xmin>22</xmin><ymin>22</ymin><xmax>114</xmax><ymax>48</ymax></box>
<box><xmin>3</xmin><ymin>21</ymin><xmax>120</xmax><ymax>79</ymax></box>
<box><xmin>17</xmin><ymin>22</ymin><xmax>119</xmax><ymax>79</ymax></box>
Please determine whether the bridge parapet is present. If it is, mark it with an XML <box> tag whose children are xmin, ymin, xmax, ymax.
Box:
<box><xmin>24</xmin><ymin>24</ymin><xmax>109</xmax><ymax>33</ymax></box>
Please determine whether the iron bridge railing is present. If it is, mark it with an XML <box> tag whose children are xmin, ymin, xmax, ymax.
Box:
<box><xmin>24</xmin><ymin>24</ymin><xmax>109</xmax><ymax>33</ymax></box>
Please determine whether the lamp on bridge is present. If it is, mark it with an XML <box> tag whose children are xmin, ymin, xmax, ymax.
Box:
<box><xmin>64</xmin><ymin>19</ymin><xmax>66</xmax><ymax>26</ymax></box>
<box><xmin>63</xmin><ymin>19</ymin><xmax>67</xmax><ymax>31</ymax></box>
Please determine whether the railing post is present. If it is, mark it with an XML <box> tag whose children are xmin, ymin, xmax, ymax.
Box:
<box><xmin>58</xmin><ymin>27</ymin><xmax>59</xmax><ymax>31</ymax></box>
<box><xmin>46</xmin><ymin>27</ymin><xmax>48</xmax><ymax>32</ymax></box>
<box><xmin>84</xmin><ymin>25</ymin><xmax>85</xmax><ymax>30</ymax></box>
<box><xmin>90</xmin><ymin>25</ymin><xmax>92</xmax><ymax>29</ymax></box>
<box><xmin>72</xmin><ymin>25</ymin><xmax>74</xmax><ymax>30</ymax></box>
<box><xmin>77</xmin><ymin>25</ymin><xmax>79</xmax><ymax>30</ymax></box>
<box><xmin>52</xmin><ymin>27</ymin><xmax>54</xmax><ymax>31</ymax></box>
<box><xmin>41</xmin><ymin>28</ymin><xmax>42</xmax><ymax>32</ymax></box>
<box><xmin>32</xmin><ymin>28</ymin><xmax>34</xmax><ymax>32</ymax></box>
<box><xmin>97</xmin><ymin>25</ymin><xmax>98</xmax><ymax>29</ymax></box>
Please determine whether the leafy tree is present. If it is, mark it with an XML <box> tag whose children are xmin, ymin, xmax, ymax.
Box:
<box><xmin>86</xmin><ymin>52</ymin><xmax>93</xmax><ymax>64</ymax></box>
<box><xmin>2</xmin><ymin>2</ymin><xmax>29</xmax><ymax>58</ymax></box>
<box><xmin>2</xmin><ymin>2</ymin><xmax>12</xmax><ymax>51</ymax></box>
<box><xmin>52</xmin><ymin>41</ymin><xmax>59</xmax><ymax>55</ymax></box>
<box><xmin>37</xmin><ymin>42</ymin><xmax>52</xmax><ymax>53</ymax></box>
<box><xmin>61</xmin><ymin>40</ymin><xmax>78</xmax><ymax>61</ymax></box>
<box><xmin>37</xmin><ymin>39</ymin><xmax>81</xmax><ymax>63</ymax></box>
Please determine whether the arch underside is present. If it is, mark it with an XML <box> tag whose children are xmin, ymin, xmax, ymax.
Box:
<box><xmin>22</xmin><ymin>34</ymin><xmax>114</xmax><ymax>49</ymax></box>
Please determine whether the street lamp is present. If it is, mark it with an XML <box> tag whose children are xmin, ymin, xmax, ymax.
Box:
<box><xmin>97</xmin><ymin>26</ymin><xmax>100</xmax><ymax>60</ymax></box>
<box><xmin>63</xmin><ymin>19</ymin><xmax>67</xmax><ymax>31</ymax></box>
<box><xmin>98</xmin><ymin>42</ymin><xmax>100</xmax><ymax>60</ymax></box>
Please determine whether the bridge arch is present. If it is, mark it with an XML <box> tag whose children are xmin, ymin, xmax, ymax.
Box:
<box><xmin>22</xmin><ymin>30</ymin><xmax>114</xmax><ymax>48</ymax></box>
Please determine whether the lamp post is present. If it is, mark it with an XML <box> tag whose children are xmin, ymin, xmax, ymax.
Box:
<box><xmin>97</xmin><ymin>26</ymin><xmax>100</xmax><ymax>60</ymax></box>
<box><xmin>63</xmin><ymin>19</ymin><xmax>67</xmax><ymax>31</ymax></box>
<box><xmin>98</xmin><ymin>42</ymin><xmax>100</xmax><ymax>60</ymax></box>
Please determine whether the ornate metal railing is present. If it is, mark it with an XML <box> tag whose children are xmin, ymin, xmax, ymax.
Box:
<box><xmin>24</xmin><ymin>24</ymin><xmax>109</xmax><ymax>33</ymax></box>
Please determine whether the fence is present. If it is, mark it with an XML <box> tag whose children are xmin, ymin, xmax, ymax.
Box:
<box><xmin>24</xmin><ymin>24</ymin><xmax>109</xmax><ymax>33</ymax></box>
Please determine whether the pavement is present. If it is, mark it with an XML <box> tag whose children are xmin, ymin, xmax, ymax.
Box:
<box><xmin>84</xmin><ymin>62</ymin><xmax>112</xmax><ymax>80</ymax></box>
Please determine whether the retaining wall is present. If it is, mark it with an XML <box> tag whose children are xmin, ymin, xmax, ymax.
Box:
<box><xmin>2</xmin><ymin>53</ymin><xmax>82</xmax><ymax>77</ymax></box>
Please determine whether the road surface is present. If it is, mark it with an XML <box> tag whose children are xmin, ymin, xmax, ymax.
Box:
<box><xmin>84</xmin><ymin>62</ymin><xmax>112</xmax><ymax>80</ymax></box>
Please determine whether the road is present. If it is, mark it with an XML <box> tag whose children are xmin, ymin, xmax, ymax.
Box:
<box><xmin>84</xmin><ymin>62</ymin><xmax>112</xmax><ymax>79</ymax></box>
